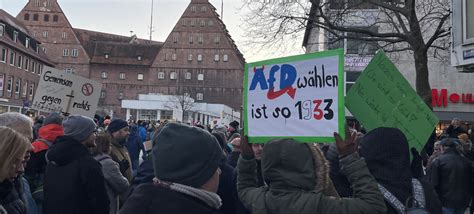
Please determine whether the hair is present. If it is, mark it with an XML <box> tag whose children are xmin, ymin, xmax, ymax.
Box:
<box><xmin>0</xmin><ymin>112</ymin><xmax>34</xmax><ymax>140</ymax></box>
<box><xmin>90</xmin><ymin>134</ymin><xmax>111</xmax><ymax>156</ymax></box>
<box><xmin>0</xmin><ymin>127</ymin><xmax>31</xmax><ymax>182</ymax></box>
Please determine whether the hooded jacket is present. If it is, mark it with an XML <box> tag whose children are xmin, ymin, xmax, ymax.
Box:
<box><xmin>25</xmin><ymin>124</ymin><xmax>64</xmax><ymax>190</ymax></box>
<box><xmin>359</xmin><ymin>127</ymin><xmax>442</xmax><ymax>214</ymax></box>
<box><xmin>126</xmin><ymin>125</ymin><xmax>145</xmax><ymax>163</ymax></box>
<box><xmin>43</xmin><ymin>136</ymin><xmax>109</xmax><ymax>214</ymax></box>
<box><xmin>237</xmin><ymin>139</ymin><xmax>386</xmax><ymax>214</ymax></box>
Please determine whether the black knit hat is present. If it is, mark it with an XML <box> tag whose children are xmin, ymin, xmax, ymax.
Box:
<box><xmin>43</xmin><ymin>112</ymin><xmax>63</xmax><ymax>126</ymax></box>
<box><xmin>107</xmin><ymin>119</ymin><xmax>128</xmax><ymax>133</ymax></box>
<box><xmin>229</xmin><ymin>121</ymin><xmax>239</xmax><ymax>130</ymax></box>
<box><xmin>153</xmin><ymin>123</ymin><xmax>222</xmax><ymax>188</ymax></box>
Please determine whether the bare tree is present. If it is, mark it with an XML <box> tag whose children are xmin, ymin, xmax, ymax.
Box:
<box><xmin>241</xmin><ymin>0</ymin><xmax>451</xmax><ymax>107</ymax></box>
<box><xmin>165</xmin><ymin>94</ymin><xmax>196</xmax><ymax>122</ymax></box>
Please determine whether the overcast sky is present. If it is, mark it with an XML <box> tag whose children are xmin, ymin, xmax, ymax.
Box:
<box><xmin>0</xmin><ymin>0</ymin><xmax>305</xmax><ymax>62</ymax></box>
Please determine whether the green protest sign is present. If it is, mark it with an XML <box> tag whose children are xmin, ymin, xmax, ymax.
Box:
<box><xmin>345</xmin><ymin>51</ymin><xmax>438</xmax><ymax>151</ymax></box>
<box><xmin>244</xmin><ymin>49</ymin><xmax>345</xmax><ymax>143</ymax></box>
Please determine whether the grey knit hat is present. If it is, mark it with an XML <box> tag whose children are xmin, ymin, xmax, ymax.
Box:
<box><xmin>153</xmin><ymin>123</ymin><xmax>222</xmax><ymax>188</ymax></box>
<box><xmin>62</xmin><ymin>115</ymin><xmax>96</xmax><ymax>142</ymax></box>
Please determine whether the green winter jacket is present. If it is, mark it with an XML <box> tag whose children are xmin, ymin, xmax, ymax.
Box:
<box><xmin>237</xmin><ymin>141</ymin><xmax>386</xmax><ymax>214</ymax></box>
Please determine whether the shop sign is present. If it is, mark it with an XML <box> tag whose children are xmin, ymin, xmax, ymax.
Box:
<box><xmin>432</xmin><ymin>89</ymin><xmax>474</xmax><ymax>107</ymax></box>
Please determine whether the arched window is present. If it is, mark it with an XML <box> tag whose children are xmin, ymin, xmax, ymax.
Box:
<box><xmin>53</xmin><ymin>15</ymin><xmax>59</xmax><ymax>22</ymax></box>
<box><xmin>24</xmin><ymin>13</ymin><xmax>30</xmax><ymax>21</ymax></box>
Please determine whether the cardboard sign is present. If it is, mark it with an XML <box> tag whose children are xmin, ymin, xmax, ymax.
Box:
<box><xmin>345</xmin><ymin>51</ymin><xmax>438</xmax><ymax>151</ymax></box>
<box><xmin>244</xmin><ymin>49</ymin><xmax>345</xmax><ymax>143</ymax></box>
<box><xmin>31</xmin><ymin>66</ymin><xmax>102</xmax><ymax>118</ymax></box>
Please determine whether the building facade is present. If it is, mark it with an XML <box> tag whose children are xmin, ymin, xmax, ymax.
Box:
<box><xmin>0</xmin><ymin>9</ymin><xmax>53</xmax><ymax>115</ymax></box>
<box><xmin>303</xmin><ymin>1</ymin><xmax>474</xmax><ymax>133</ymax></box>
<box><xmin>16</xmin><ymin>0</ymin><xmax>245</xmax><ymax>118</ymax></box>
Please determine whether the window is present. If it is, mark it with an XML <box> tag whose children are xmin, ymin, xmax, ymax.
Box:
<box><xmin>197</xmin><ymin>54</ymin><xmax>202</xmax><ymax>62</ymax></box>
<box><xmin>24</xmin><ymin>58</ymin><xmax>29</xmax><ymax>71</ymax></box>
<box><xmin>119</xmin><ymin>73</ymin><xmax>126</xmax><ymax>80</ymax></box>
<box><xmin>170</xmin><ymin>71</ymin><xmax>177</xmax><ymax>79</ymax></box>
<box><xmin>464</xmin><ymin>0</ymin><xmax>474</xmax><ymax>43</ymax></box>
<box><xmin>15</xmin><ymin>79</ymin><xmax>21</xmax><ymax>94</ymax></box>
<box><xmin>42</xmin><ymin>47</ymin><xmax>46</xmax><ymax>53</ymax></box>
<box><xmin>61</xmin><ymin>32</ymin><xmax>67</xmax><ymax>39</ymax></box>
<box><xmin>208</xmin><ymin>20</ymin><xmax>214</xmax><ymax>26</ymax></box>
<box><xmin>29</xmin><ymin>83</ymin><xmax>34</xmax><ymax>98</ymax></box>
<box><xmin>105</xmin><ymin>53</ymin><xmax>109</xmax><ymax>59</ymax></box>
<box><xmin>182</xmin><ymin>20</ymin><xmax>187</xmax><ymax>26</ymax></box>
<box><xmin>33</xmin><ymin>31</ymin><xmax>37</xmax><ymax>37</ymax></box>
<box><xmin>53</xmin><ymin>15</ymin><xmax>58</xmax><ymax>22</ymax></box>
<box><xmin>17</xmin><ymin>55</ymin><xmax>23</xmax><ymax>68</ymax></box>
<box><xmin>25</xmin><ymin>38</ymin><xmax>30</xmax><ymax>49</ymax></box>
<box><xmin>189</xmin><ymin>35</ymin><xmax>194</xmax><ymax>43</ymax></box>
<box><xmin>200</xmin><ymin>20</ymin><xmax>205</xmax><ymax>27</ymax></box>
<box><xmin>33</xmin><ymin>14</ymin><xmax>38</xmax><ymax>21</ymax></box>
<box><xmin>63</xmin><ymin>49</ymin><xmax>69</xmax><ymax>57</ymax></box>
<box><xmin>198</xmin><ymin>73</ymin><xmax>204</xmax><ymax>81</ymax></box>
<box><xmin>137</xmin><ymin>55</ymin><xmax>142</xmax><ymax>61</ymax></box>
<box><xmin>173</xmin><ymin>35</ymin><xmax>178</xmax><ymax>43</ymax></box>
<box><xmin>214</xmin><ymin>54</ymin><xmax>220</xmax><ymax>62</ymax></box>
<box><xmin>101</xmin><ymin>71</ymin><xmax>108</xmax><ymax>79</ymax></box>
<box><xmin>13</xmin><ymin>31</ymin><xmax>18</xmax><ymax>42</ymax></box>
<box><xmin>100</xmin><ymin>91</ymin><xmax>106</xmax><ymax>99</ymax></box>
<box><xmin>172</xmin><ymin>53</ymin><xmax>177</xmax><ymax>61</ymax></box>
<box><xmin>38</xmin><ymin>64</ymin><xmax>43</xmax><ymax>75</ymax></box>
<box><xmin>32</xmin><ymin>61</ymin><xmax>36</xmax><ymax>73</ymax></box>
<box><xmin>223</xmin><ymin>54</ymin><xmax>228</xmax><ymax>62</ymax></box>
<box><xmin>9</xmin><ymin>52</ymin><xmax>16</xmax><ymax>66</ymax></box>
<box><xmin>43</xmin><ymin>31</ymin><xmax>48</xmax><ymax>38</ymax></box>
<box><xmin>214</xmin><ymin>36</ymin><xmax>220</xmax><ymax>44</ymax></box>
<box><xmin>164</xmin><ymin>53</ymin><xmax>169</xmax><ymax>61</ymax></box>
<box><xmin>44</xmin><ymin>14</ymin><xmax>49</xmax><ymax>22</ymax></box>
<box><xmin>1</xmin><ymin>48</ymin><xmax>6</xmax><ymax>63</ymax></box>
<box><xmin>22</xmin><ymin>81</ymin><xmax>28</xmax><ymax>97</ymax></box>
<box><xmin>158</xmin><ymin>72</ymin><xmax>165</xmax><ymax>79</ymax></box>
<box><xmin>7</xmin><ymin>77</ymin><xmax>12</xmax><ymax>92</ymax></box>
<box><xmin>185</xmin><ymin>72</ymin><xmax>191</xmax><ymax>79</ymax></box>
<box><xmin>198</xmin><ymin>36</ymin><xmax>203</xmax><ymax>44</ymax></box>
<box><xmin>71</xmin><ymin>49</ymin><xmax>78</xmax><ymax>57</ymax></box>
<box><xmin>191</xmin><ymin>20</ymin><xmax>196</xmax><ymax>27</ymax></box>
<box><xmin>64</xmin><ymin>68</ymin><xmax>74</xmax><ymax>74</ymax></box>
<box><xmin>196</xmin><ymin>93</ymin><xmax>203</xmax><ymax>100</ymax></box>
<box><xmin>188</xmin><ymin>54</ymin><xmax>193</xmax><ymax>61</ymax></box>
<box><xmin>118</xmin><ymin>92</ymin><xmax>124</xmax><ymax>100</ymax></box>
<box><xmin>24</xmin><ymin>13</ymin><xmax>30</xmax><ymax>21</ymax></box>
<box><xmin>138</xmin><ymin>74</ymin><xmax>144</xmax><ymax>80</ymax></box>
<box><xmin>191</xmin><ymin>6</ymin><xmax>196</xmax><ymax>12</ymax></box>
<box><xmin>201</xmin><ymin>6</ymin><xmax>207</xmax><ymax>12</ymax></box>
<box><xmin>0</xmin><ymin>24</ymin><xmax>4</xmax><ymax>36</ymax></box>
<box><xmin>346</xmin><ymin>27</ymin><xmax>378</xmax><ymax>55</ymax></box>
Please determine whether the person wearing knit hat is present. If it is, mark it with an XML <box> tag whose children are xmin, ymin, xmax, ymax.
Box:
<box><xmin>227</xmin><ymin>121</ymin><xmax>240</xmax><ymax>143</ymax></box>
<box><xmin>107</xmin><ymin>118</ymin><xmax>133</xmax><ymax>182</ymax></box>
<box><xmin>120</xmin><ymin>122</ymin><xmax>223</xmax><ymax>214</ymax></box>
<box><xmin>43</xmin><ymin>114</ymin><xmax>109</xmax><ymax>214</ymax></box>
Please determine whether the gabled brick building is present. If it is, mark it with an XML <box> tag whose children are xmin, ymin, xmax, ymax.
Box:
<box><xmin>16</xmin><ymin>0</ymin><xmax>244</xmax><ymax>118</ymax></box>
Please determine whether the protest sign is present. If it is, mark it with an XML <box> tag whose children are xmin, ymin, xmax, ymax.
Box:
<box><xmin>345</xmin><ymin>51</ymin><xmax>438</xmax><ymax>151</ymax></box>
<box><xmin>244</xmin><ymin>49</ymin><xmax>345</xmax><ymax>143</ymax></box>
<box><xmin>31</xmin><ymin>66</ymin><xmax>102</xmax><ymax>118</ymax></box>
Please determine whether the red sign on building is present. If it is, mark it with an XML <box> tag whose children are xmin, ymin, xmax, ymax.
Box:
<box><xmin>432</xmin><ymin>89</ymin><xmax>474</xmax><ymax>107</ymax></box>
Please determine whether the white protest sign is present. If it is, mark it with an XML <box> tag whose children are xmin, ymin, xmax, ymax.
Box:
<box><xmin>244</xmin><ymin>50</ymin><xmax>345</xmax><ymax>143</ymax></box>
<box><xmin>31</xmin><ymin>66</ymin><xmax>102</xmax><ymax>118</ymax></box>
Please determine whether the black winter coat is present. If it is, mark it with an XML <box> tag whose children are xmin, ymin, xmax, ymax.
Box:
<box><xmin>120</xmin><ymin>183</ymin><xmax>222</xmax><ymax>214</ymax></box>
<box><xmin>429</xmin><ymin>148</ymin><xmax>472</xmax><ymax>209</ymax></box>
<box><xmin>43</xmin><ymin>136</ymin><xmax>109</xmax><ymax>214</ymax></box>
<box><xmin>217</xmin><ymin>161</ymin><xmax>236</xmax><ymax>214</ymax></box>
<box><xmin>0</xmin><ymin>178</ymin><xmax>26</xmax><ymax>214</ymax></box>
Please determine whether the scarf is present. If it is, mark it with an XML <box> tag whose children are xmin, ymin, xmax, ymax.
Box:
<box><xmin>153</xmin><ymin>178</ymin><xmax>222</xmax><ymax>209</ymax></box>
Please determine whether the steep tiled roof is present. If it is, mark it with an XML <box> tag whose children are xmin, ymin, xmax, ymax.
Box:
<box><xmin>73</xmin><ymin>28</ymin><xmax>163</xmax><ymax>66</ymax></box>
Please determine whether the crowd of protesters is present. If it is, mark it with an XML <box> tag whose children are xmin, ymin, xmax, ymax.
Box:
<box><xmin>0</xmin><ymin>111</ymin><xmax>472</xmax><ymax>214</ymax></box>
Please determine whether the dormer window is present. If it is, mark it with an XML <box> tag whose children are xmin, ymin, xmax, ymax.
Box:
<box><xmin>13</xmin><ymin>31</ymin><xmax>18</xmax><ymax>42</ymax></box>
<box><xmin>25</xmin><ymin>38</ymin><xmax>30</xmax><ymax>49</ymax></box>
<box><xmin>0</xmin><ymin>24</ymin><xmax>4</xmax><ymax>36</ymax></box>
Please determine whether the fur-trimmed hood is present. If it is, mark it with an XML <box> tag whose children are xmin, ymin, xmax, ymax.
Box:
<box><xmin>262</xmin><ymin>139</ymin><xmax>338</xmax><ymax>197</ymax></box>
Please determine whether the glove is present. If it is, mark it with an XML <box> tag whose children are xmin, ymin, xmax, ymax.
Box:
<box><xmin>119</xmin><ymin>159</ymin><xmax>130</xmax><ymax>175</ymax></box>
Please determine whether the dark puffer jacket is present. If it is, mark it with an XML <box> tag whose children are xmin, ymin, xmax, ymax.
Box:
<box><xmin>43</xmin><ymin>136</ymin><xmax>109</xmax><ymax>214</ymax></box>
<box><xmin>359</xmin><ymin>127</ymin><xmax>442</xmax><ymax>214</ymax></box>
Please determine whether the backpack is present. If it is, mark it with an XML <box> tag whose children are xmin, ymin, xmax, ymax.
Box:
<box><xmin>377</xmin><ymin>178</ymin><xmax>428</xmax><ymax>214</ymax></box>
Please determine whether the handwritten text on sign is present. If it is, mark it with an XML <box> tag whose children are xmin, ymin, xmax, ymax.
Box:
<box><xmin>345</xmin><ymin>51</ymin><xmax>438</xmax><ymax>151</ymax></box>
<box><xmin>244</xmin><ymin>50</ymin><xmax>345</xmax><ymax>143</ymax></box>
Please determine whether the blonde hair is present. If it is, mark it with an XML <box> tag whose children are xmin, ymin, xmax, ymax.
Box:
<box><xmin>0</xmin><ymin>126</ymin><xmax>31</xmax><ymax>181</ymax></box>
